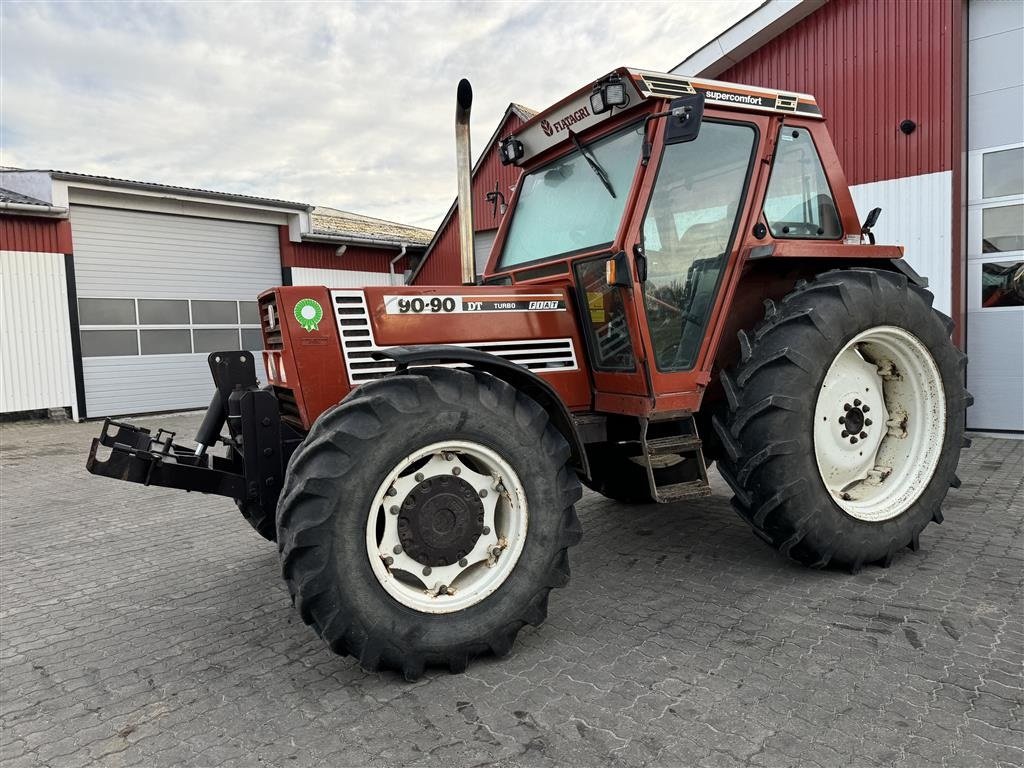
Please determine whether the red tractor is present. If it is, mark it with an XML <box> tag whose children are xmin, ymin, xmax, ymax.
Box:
<box><xmin>89</xmin><ymin>69</ymin><xmax>969</xmax><ymax>679</ymax></box>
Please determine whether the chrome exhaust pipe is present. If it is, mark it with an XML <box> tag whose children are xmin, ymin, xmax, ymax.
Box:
<box><xmin>455</xmin><ymin>79</ymin><xmax>475</xmax><ymax>285</ymax></box>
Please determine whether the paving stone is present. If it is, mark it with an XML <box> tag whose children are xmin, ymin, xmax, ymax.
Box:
<box><xmin>1</xmin><ymin>414</ymin><xmax>1021</xmax><ymax>767</ymax></box>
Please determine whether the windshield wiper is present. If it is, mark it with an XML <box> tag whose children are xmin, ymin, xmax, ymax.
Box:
<box><xmin>568</xmin><ymin>129</ymin><xmax>616</xmax><ymax>199</ymax></box>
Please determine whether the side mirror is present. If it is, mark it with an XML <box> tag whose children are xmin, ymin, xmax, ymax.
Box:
<box><xmin>663</xmin><ymin>93</ymin><xmax>705</xmax><ymax>145</ymax></box>
<box><xmin>605</xmin><ymin>251</ymin><xmax>631</xmax><ymax>288</ymax></box>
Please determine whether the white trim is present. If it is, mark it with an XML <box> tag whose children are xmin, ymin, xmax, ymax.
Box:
<box><xmin>671</xmin><ymin>0</ymin><xmax>826</xmax><ymax>78</ymax></box>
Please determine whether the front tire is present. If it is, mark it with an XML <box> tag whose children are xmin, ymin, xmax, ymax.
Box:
<box><xmin>276</xmin><ymin>368</ymin><xmax>582</xmax><ymax>679</ymax></box>
<box><xmin>714</xmin><ymin>269</ymin><xmax>970</xmax><ymax>571</ymax></box>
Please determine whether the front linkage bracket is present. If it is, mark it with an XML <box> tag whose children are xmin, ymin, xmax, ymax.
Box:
<box><xmin>87</xmin><ymin>351</ymin><xmax>300</xmax><ymax>511</ymax></box>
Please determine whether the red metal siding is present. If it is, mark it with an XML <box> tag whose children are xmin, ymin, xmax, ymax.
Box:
<box><xmin>413</xmin><ymin>111</ymin><xmax>529</xmax><ymax>285</ymax></box>
<box><xmin>0</xmin><ymin>216</ymin><xmax>72</xmax><ymax>253</ymax></box>
<box><xmin>278</xmin><ymin>227</ymin><xmax>411</xmax><ymax>273</ymax></box>
<box><xmin>717</xmin><ymin>0</ymin><xmax>957</xmax><ymax>186</ymax></box>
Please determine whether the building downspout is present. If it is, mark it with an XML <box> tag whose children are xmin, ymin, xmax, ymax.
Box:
<box><xmin>390</xmin><ymin>244</ymin><xmax>408</xmax><ymax>285</ymax></box>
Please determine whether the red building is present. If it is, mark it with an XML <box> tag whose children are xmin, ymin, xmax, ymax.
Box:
<box><xmin>674</xmin><ymin>0</ymin><xmax>1022</xmax><ymax>433</ymax></box>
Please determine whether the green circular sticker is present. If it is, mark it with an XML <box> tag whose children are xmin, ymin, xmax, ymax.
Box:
<box><xmin>294</xmin><ymin>298</ymin><xmax>323</xmax><ymax>332</ymax></box>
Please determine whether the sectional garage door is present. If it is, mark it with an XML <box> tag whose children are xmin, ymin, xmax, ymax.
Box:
<box><xmin>71</xmin><ymin>206</ymin><xmax>280</xmax><ymax>417</ymax></box>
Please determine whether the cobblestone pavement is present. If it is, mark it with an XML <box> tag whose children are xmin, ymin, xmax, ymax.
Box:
<box><xmin>1</xmin><ymin>412</ymin><xmax>1021</xmax><ymax>768</ymax></box>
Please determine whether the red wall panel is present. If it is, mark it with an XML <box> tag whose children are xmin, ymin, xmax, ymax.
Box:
<box><xmin>413</xmin><ymin>111</ymin><xmax>529</xmax><ymax>285</ymax></box>
<box><xmin>717</xmin><ymin>0</ymin><xmax>957</xmax><ymax>186</ymax></box>
<box><xmin>278</xmin><ymin>227</ymin><xmax>411</xmax><ymax>273</ymax></box>
<box><xmin>0</xmin><ymin>216</ymin><xmax>72</xmax><ymax>253</ymax></box>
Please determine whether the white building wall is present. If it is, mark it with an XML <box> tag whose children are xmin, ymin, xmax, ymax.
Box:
<box><xmin>0</xmin><ymin>250</ymin><xmax>78</xmax><ymax>418</ymax></box>
<box><xmin>849</xmin><ymin>171</ymin><xmax>953</xmax><ymax>316</ymax></box>
<box><xmin>291</xmin><ymin>267</ymin><xmax>402</xmax><ymax>288</ymax></box>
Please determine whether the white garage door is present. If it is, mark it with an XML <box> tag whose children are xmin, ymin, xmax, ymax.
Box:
<box><xmin>71</xmin><ymin>206</ymin><xmax>281</xmax><ymax>417</ymax></box>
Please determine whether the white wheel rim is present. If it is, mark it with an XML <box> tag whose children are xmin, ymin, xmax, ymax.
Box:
<box><xmin>813</xmin><ymin>326</ymin><xmax>946</xmax><ymax>522</ymax></box>
<box><xmin>365</xmin><ymin>440</ymin><xmax>528</xmax><ymax>614</ymax></box>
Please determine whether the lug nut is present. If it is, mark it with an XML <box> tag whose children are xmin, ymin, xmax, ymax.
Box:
<box><xmin>844</xmin><ymin>403</ymin><xmax>851</xmax><ymax>411</ymax></box>
<box><xmin>452</xmin><ymin>467</ymin><xmax>461</xmax><ymax>476</ymax></box>
<box><xmin>479</xmin><ymin>489</ymin><xmax>488</xmax><ymax>498</ymax></box>
<box><xmin>415</xmin><ymin>473</ymin><xmax>424</xmax><ymax>482</ymax></box>
<box><xmin>387</xmin><ymin>487</ymin><xmax>397</xmax><ymax>497</ymax></box>
<box><xmin>839</xmin><ymin>416</ymin><xmax>846</xmax><ymax>424</ymax></box>
<box><xmin>863</xmin><ymin>405</ymin><xmax>870</xmax><ymax>413</ymax></box>
<box><xmin>860</xmin><ymin>431</ymin><xmax>868</xmax><ymax>439</ymax></box>
<box><xmin>850</xmin><ymin>437</ymin><xmax>859</xmax><ymax>444</ymax></box>
<box><xmin>841</xmin><ymin>431</ymin><xmax>849</xmax><ymax>438</ymax></box>
<box><xmin>482</xmin><ymin>526</ymin><xmax>491</xmax><ymax>535</ymax></box>
<box><xmin>865</xmin><ymin>419</ymin><xmax>872</xmax><ymax>427</ymax></box>
<box><xmin>383</xmin><ymin>556</ymin><xmax>394</xmax><ymax>567</ymax></box>
<box><xmin>393</xmin><ymin>545</ymin><xmax>402</xmax><ymax>555</ymax></box>
<box><xmin>390</xmin><ymin>505</ymin><xmax>399</xmax><ymax>515</ymax></box>
<box><xmin>422</xmin><ymin>566</ymin><xmax>431</xmax><ymax>576</ymax></box>
<box><xmin>854</xmin><ymin>399</ymin><xmax>861</xmax><ymax>407</ymax></box>
<box><xmin>459</xmin><ymin>558</ymin><xmax>468</xmax><ymax>567</ymax></box>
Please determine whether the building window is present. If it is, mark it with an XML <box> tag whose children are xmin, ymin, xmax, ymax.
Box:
<box><xmin>78</xmin><ymin>298</ymin><xmax>136</xmax><ymax>325</ymax></box>
<box><xmin>78</xmin><ymin>298</ymin><xmax>261</xmax><ymax>358</ymax></box>
<box><xmin>980</xmin><ymin>261</ymin><xmax>1024</xmax><ymax>308</ymax></box>
<box><xmin>983</xmin><ymin>147</ymin><xmax>1024</xmax><ymax>199</ymax></box>
<box><xmin>982</xmin><ymin>204</ymin><xmax>1024</xmax><ymax>253</ymax></box>
<box><xmin>763</xmin><ymin>125</ymin><xmax>841</xmax><ymax>240</ymax></box>
<box><xmin>80</xmin><ymin>329</ymin><xmax>139</xmax><ymax>357</ymax></box>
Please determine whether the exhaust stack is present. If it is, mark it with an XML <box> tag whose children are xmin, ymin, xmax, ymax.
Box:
<box><xmin>455</xmin><ymin>79</ymin><xmax>475</xmax><ymax>285</ymax></box>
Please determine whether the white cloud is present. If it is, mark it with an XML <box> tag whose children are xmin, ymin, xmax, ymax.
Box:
<box><xmin>1</xmin><ymin>0</ymin><xmax>757</xmax><ymax>228</ymax></box>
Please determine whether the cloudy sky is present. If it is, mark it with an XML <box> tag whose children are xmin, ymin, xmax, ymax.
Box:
<box><xmin>2</xmin><ymin>1</ymin><xmax>757</xmax><ymax>229</ymax></box>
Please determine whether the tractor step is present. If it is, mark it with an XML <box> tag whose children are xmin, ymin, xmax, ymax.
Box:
<box><xmin>655</xmin><ymin>480</ymin><xmax>713</xmax><ymax>502</ymax></box>
<box><xmin>640</xmin><ymin>417</ymin><xmax>712</xmax><ymax>503</ymax></box>
<box><xmin>646</xmin><ymin>434</ymin><xmax>702</xmax><ymax>456</ymax></box>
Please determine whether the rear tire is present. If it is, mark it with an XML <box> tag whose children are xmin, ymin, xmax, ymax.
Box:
<box><xmin>713</xmin><ymin>269</ymin><xmax>969</xmax><ymax>571</ymax></box>
<box><xmin>276</xmin><ymin>368</ymin><xmax>582</xmax><ymax>679</ymax></box>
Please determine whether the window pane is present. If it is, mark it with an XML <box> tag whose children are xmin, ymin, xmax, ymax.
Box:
<box><xmin>138</xmin><ymin>299</ymin><xmax>189</xmax><ymax>325</ymax></box>
<box><xmin>763</xmin><ymin>126</ymin><xmax>842</xmax><ymax>239</ymax></box>
<box><xmin>981</xmin><ymin>261</ymin><xmax>1024</xmax><ymax>308</ymax></box>
<box><xmin>193</xmin><ymin>328</ymin><xmax>240</xmax><ymax>352</ymax></box>
<box><xmin>240</xmin><ymin>328</ymin><xmax>264</xmax><ymax>351</ymax></box>
<box><xmin>983</xmin><ymin>148</ymin><xmax>1024</xmax><ymax>198</ymax></box>
<box><xmin>573</xmin><ymin>259</ymin><xmax>635</xmax><ymax>370</ymax></box>
<box><xmin>239</xmin><ymin>301</ymin><xmax>260</xmax><ymax>324</ymax></box>
<box><xmin>982</xmin><ymin>205</ymin><xmax>1024</xmax><ymax>253</ymax></box>
<box><xmin>140</xmin><ymin>329</ymin><xmax>192</xmax><ymax>355</ymax></box>
<box><xmin>191</xmin><ymin>300</ymin><xmax>238</xmax><ymax>324</ymax></box>
<box><xmin>81</xmin><ymin>329</ymin><xmax>138</xmax><ymax>357</ymax></box>
<box><xmin>78</xmin><ymin>298</ymin><xmax>135</xmax><ymax>325</ymax></box>
<box><xmin>499</xmin><ymin>123</ymin><xmax>644</xmax><ymax>268</ymax></box>
<box><xmin>642</xmin><ymin>122</ymin><xmax>757</xmax><ymax>371</ymax></box>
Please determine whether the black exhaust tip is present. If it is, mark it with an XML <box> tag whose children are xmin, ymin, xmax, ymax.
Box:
<box><xmin>457</xmin><ymin>78</ymin><xmax>473</xmax><ymax>112</ymax></box>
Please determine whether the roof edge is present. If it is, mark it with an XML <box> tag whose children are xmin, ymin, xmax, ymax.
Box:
<box><xmin>671</xmin><ymin>0</ymin><xmax>827</xmax><ymax>78</ymax></box>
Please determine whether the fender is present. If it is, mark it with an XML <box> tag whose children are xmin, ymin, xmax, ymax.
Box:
<box><xmin>371</xmin><ymin>345</ymin><xmax>590</xmax><ymax>480</ymax></box>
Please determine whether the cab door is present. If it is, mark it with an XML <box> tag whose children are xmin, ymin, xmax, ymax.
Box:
<box><xmin>624</xmin><ymin>115</ymin><xmax>766</xmax><ymax>406</ymax></box>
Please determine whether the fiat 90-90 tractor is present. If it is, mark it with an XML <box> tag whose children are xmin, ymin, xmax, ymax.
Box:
<box><xmin>88</xmin><ymin>69</ymin><xmax>969</xmax><ymax>679</ymax></box>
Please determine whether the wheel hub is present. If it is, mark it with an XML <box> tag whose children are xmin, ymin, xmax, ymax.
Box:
<box><xmin>398</xmin><ymin>476</ymin><xmax>484</xmax><ymax>566</ymax></box>
<box><xmin>813</xmin><ymin>326</ymin><xmax>946</xmax><ymax>522</ymax></box>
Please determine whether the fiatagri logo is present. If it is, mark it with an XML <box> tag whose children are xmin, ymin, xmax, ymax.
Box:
<box><xmin>540</xmin><ymin>105</ymin><xmax>592</xmax><ymax>137</ymax></box>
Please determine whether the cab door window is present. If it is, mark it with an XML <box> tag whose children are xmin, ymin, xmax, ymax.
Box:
<box><xmin>763</xmin><ymin>125</ymin><xmax>842</xmax><ymax>239</ymax></box>
<box><xmin>641</xmin><ymin>121</ymin><xmax>757</xmax><ymax>371</ymax></box>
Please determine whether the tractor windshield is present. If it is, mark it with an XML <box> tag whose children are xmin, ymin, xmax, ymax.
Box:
<box><xmin>497</xmin><ymin>123</ymin><xmax>643</xmax><ymax>269</ymax></box>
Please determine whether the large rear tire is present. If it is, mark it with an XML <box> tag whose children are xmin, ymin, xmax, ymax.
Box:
<box><xmin>713</xmin><ymin>268</ymin><xmax>970</xmax><ymax>571</ymax></box>
<box><xmin>276</xmin><ymin>368</ymin><xmax>582</xmax><ymax>679</ymax></box>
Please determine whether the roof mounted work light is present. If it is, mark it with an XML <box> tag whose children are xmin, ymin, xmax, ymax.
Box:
<box><xmin>590</xmin><ymin>74</ymin><xmax>629</xmax><ymax>115</ymax></box>
<box><xmin>499</xmin><ymin>137</ymin><xmax>525</xmax><ymax>166</ymax></box>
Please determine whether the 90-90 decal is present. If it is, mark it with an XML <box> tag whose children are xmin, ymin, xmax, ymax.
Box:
<box><xmin>384</xmin><ymin>295</ymin><xmax>566</xmax><ymax>315</ymax></box>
